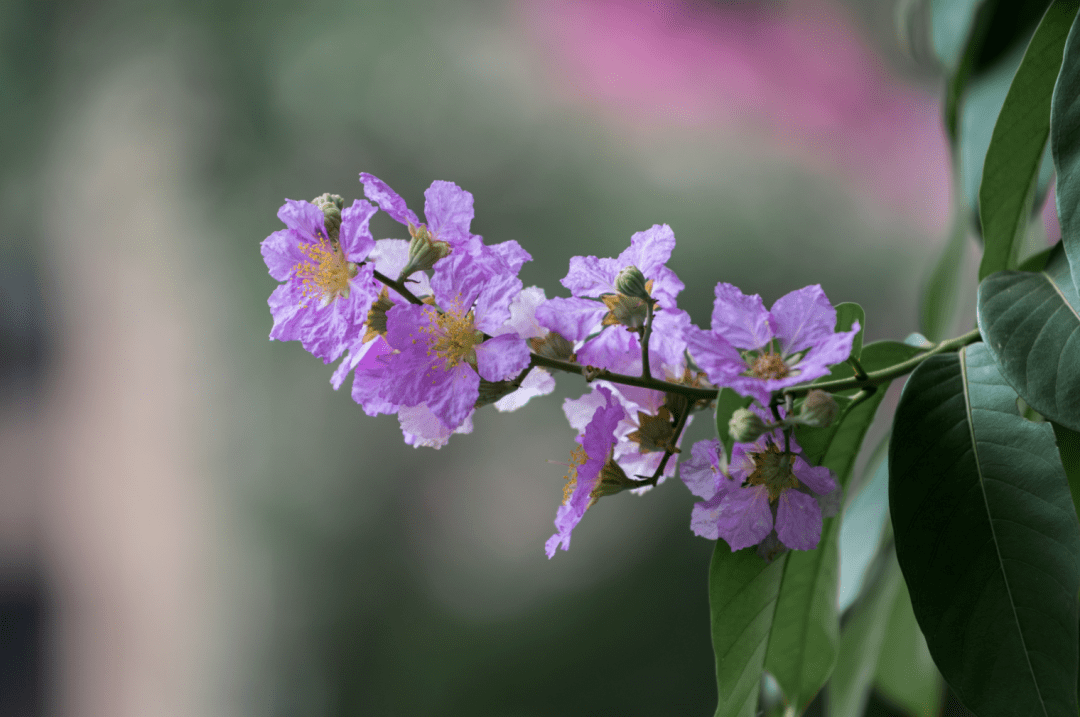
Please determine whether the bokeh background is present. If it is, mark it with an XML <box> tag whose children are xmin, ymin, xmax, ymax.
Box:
<box><xmin>0</xmin><ymin>0</ymin><xmax>994</xmax><ymax>714</ymax></box>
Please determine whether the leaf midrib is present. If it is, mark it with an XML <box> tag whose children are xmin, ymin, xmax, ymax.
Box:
<box><xmin>960</xmin><ymin>346</ymin><xmax>1049</xmax><ymax>717</ymax></box>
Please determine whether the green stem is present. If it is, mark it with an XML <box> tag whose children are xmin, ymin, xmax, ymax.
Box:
<box><xmin>781</xmin><ymin>328</ymin><xmax>981</xmax><ymax>399</ymax></box>
<box><xmin>640</xmin><ymin>300</ymin><xmax>655</xmax><ymax>379</ymax></box>
<box><xmin>636</xmin><ymin>396</ymin><xmax>691</xmax><ymax>488</ymax></box>
<box><xmin>372</xmin><ymin>268</ymin><xmax>424</xmax><ymax>305</ymax></box>
<box><xmin>529</xmin><ymin>353</ymin><xmax>716</xmax><ymax>402</ymax></box>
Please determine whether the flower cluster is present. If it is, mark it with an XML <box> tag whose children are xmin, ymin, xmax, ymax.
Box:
<box><xmin>262</xmin><ymin>174</ymin><xmax>859</xmax><ymax>558</ymax></box>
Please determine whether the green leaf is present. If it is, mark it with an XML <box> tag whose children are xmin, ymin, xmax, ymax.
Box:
<box><xmin>834</xmin><ymin>302</ymin><xmax>865</xmax><ymax>360</ymax></box>
<box><xmin>889</xmin><ymin>343</ymin><xmax>1080</xmax><ymax>717</ymax></box>
<box><xmin>919</xmin><ymin>218</ymin><xmax>969</xmax><ymax>342</ymax></box>
<box><xmin>977</xmin><ymin>243</ymin><xmax>1080</xmax><ymax>431</ymax></box>
<box><xmin>979</xmin><ymin>1</ymin><xmax>1078</xmax><ymax>280</ymax></box>
<box><xmin>1051</xmin><ymin>421</ymin><xmax>1080</xmax><ymax>520</ymax></box>
<box><xmin>1050</xmin><ymin>2</ymin><xmax>1080</xmax><ymax>290</ymax></box>
<box><xmin>838</xmin><ymin>438</ymin><xmax>890</xmax><ymax>612</ymax></box>
<box><xmin>931</xmin><ymin>0</ymin><xmax>989</xmax><ymax>70</ymax></box>
<box><xmin>1018</xmin><ymin>244</ymin><xmax>1057</xmax><ymax>270</ymax></box>
<box><xmin>763</xmin><ymin>520</ymin><xmax>840</xmax><ymax>712</ymax></box>
<box><xmin>829</xmin><ymin>550</ymin><xmax>904</xmax><ymax>717</ymax></box>
<box><xmin>709</xmin><ymin>542</ymin><xmax>786</xmax><ymax>717</ymax></box>
<box><xmin>714</xmin><ymin>388</ymin><xmax>751</xmax><ymax>463</ymax></box>
<box><xmin>874</xmin><ymin>580</ymin><xmax>945</xmax><ymax>717</ymax></box>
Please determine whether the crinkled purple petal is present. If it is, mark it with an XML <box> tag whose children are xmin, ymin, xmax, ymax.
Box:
<box><xmin>722</xmin><ymin>374</ymin><xmax>787</xmax><ymax>406</ymax></box>
<box><xmin>577</xmin><ymin>327</ymin><xmax>641</xmax><ymax>374</ymax></box>
<box><xmin>489</xmin><ymin>240</ymin><xmax>532</xmax><ymax>274</ymax></box>
<box><xmin>727</xmin><ymin>439</ymin><xmax>760</xmax><ymax>482</ymax></box>
<box><xmin>770</xmin><ymin>284</ymin><xmax>837</xmax><ymax>356</ymax></box>
<box><xmin>339</xmin><ymin>199</ymin><xmax>377</xmax><ymax>260</ymax></box>
<box><xmin>473</xmin><ymin>272</ymin><xmax>524</xmax><ymax>334</ymax></box>
<box><xmin>475</xmin><ymin>333</ymin><xmax>530</xmax><ymax>382</ymax></box>
<box><xmin>561</xmin><ymin>254</ymin><xmax>616</xmax><ymax>297</ymax></box>
<box><xmin>267</xmin><ymin>282</ymin><xmax>306</xmax><ymax>339</ymax></box>
<box><xmin>648</xmin><ymin>307</ymin><xmax>690</xmax><ymax>374</ymax></box>
<box><xmin>690</xmin><ymin>492</ymin><xmax>725</xmax><ymax>540</ymax></box>
<box><xmin>710</xmin><ymin>283</ymin><xmax>775</xmax><ymax>350</ymax></box>
<box><xmin>423</xmin><ymin>180</ymin><xmax>474</xmax><ymax>245</ymax></box>
<box><xmin>649</xmin><ymin>265</ymin><xmax>686</xmax><ymax>306</ymax></box>
<box><xmin>716</xmin><ymin>485</ymin><xmax>774</xmax><ymax>551</ymax></box>
<box><xmin>775</xmin><ymin>490</ymin><xmax>822</xmax><ymax>550</ymax></box>
<box><xmin>794</xmin><ymin>456</ymin><xmax>839</xmax><ymax>495</ymax></box>
<box><xmin>359</xmin><ymin>173</ymin><xmax>420</xmax><ymax>227</ymax></box>
<box><xmin>534</xmin><ymin>297</ymin><xmax>606</xmax><ymax>342</ymax></box>
<box><xmin>426</xmin><ymin>362</ymin><xmax>480</xmax><ymax>430</ymax></box>
<box><xmin>502</xmin><ymin>286</ymin><xmax>548</xmax><ymax>339</ymax></box>
<box><xmin>616</xmin><ymin>224</ymin><xmax>676</xmax><ymax>281</ymax></box>
<box><xmin>350</xmin><ymin>338</ymin><xmax>399</xmax><ymax>416</ymax></box>
<box><xmin>430</xmin><ymin>251</ymin><xmax>488</xmax><ymax>313</ymax></box>
<box><xmin>791</xmin><ymin>322</ymin><xmax>860</xmax><ymax>378</ymax></box>
<box><xmin>261</xmin><ymin>228</ymin><xmax>307</xmax><ymax>281</ymax></box>
<box><xmin>681</xmin><ymin>439</ymin><xmax>725</xmax><ymax>499</ymax></box>
<box><xmin>494</xmin><ymin>368</ymin><xmax>556</xmax><ymax>412</ymax></box>
<box><xmin>685</xmin><ymin>325</ymin><xmax>745</xmax><ymax>386</ymax></box>
<box><xmin>400</xmin><ymin>404</ymin><xmax>474</xmax><ymax>449</ymax></box>
<box><xmin>562</xmin><ymin>388</ymin><xmax>612</xmax><ymax>436</ymax></box>
<box><xmin>277</xmin><ymin>198</ymin><xmax>327</xmax><ymax>238</ymax></box>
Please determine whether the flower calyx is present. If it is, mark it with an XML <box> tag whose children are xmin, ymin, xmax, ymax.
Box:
<box><xmin>311</xmin><ymin>193</ymin><xmax>345</xmax><ymax>242</ymax></box>
<box><xmin>795</xmin><ymin>389</ymin><xmax>839</xmax><ymax>428</ymax></box>
<box><xmin>592</xmin><ymin>454</ymin><xmax>638</xmax><ymax>498</ymax></box>
<box><xmin>399</xmin><ymin>224</ymin><xmax>452</xmax><ymax>280</ymax></box>
<box><xmin>529</xmin><ymin>331</ymin><xmax>575</xmax><ymax>362</ymax></box>
<box><xmin>627</xmin><ymin>407</ymin><xmax>679</xmax><ymax>453</ymax></box>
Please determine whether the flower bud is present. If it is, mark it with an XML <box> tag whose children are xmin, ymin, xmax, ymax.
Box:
<box><xmin>311</xmin><ymin>193</ymin><xmax>345</xmax><ymax>241</ymax></box>
<box><xmin>728</xmin><ymin>408</ymin><xmax>769</xmax><ymax>443</ymax></box>
<box><xmin>529</xmin><ymin>332</ymin><xmax>575</xmax><ymax>361</ymax></box>
<box><xmin>614</xmin><ymin>265</ymin><xmax>650</xmax><ymax>301</ymax></box>
<box><xmin>798</xmin><ymin>390</ymin><xmax>839</xmax><ymax>428</ymax></box>
<box><xmin>399</xmin><ymin>225</ymin><xmax>452</xmax><ymax>280</ymax></box>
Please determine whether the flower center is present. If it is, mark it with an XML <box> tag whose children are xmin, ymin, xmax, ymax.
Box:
<box><xmin>561</xmin><ymin>447</ymin><xmax>588</xmax><ymax>504</ymax></box>
<box><xmin>421</xmin><ymin>300</ymin><xmax>482</xmax><ymax>369</ymax></box>
<box><xmin>294</xmin><ymin>234</ymin><xmax>356</xmax><ymax>307</ymax></box>
<box><xmin>748</xmin><ymin>351</ymin><xmax>790</xmax><ymax>379</ymax></box>
<box><xmin>744</xmin><ymin>441</ymin><xmax>800</xmax><ymax>501</ymax></box>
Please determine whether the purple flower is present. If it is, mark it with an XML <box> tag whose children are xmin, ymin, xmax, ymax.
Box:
<box><xmin>546</xmin><ymin>386</ymin><xmax>626</xmax><ymax>558</ymax></box>
<box><xmin>561</xmin><ymin>223</ymin><xmax>684</xmax><ymax>306</ymax></box>
<box><xmin>685</xmin><ymin>430</ymin><xmax>838</xmax><ymax>552</ymax></box>
<box><xmin>379</xmin><ymin>247</ymin><xmax>531</xmax><ymax>432</ymax></box>
<box><xmin>686</xmin><ymin>283</ymin><xmax>859</xmax><ymax>405</ymax></box>
<box><xmin>262</xmin><ymin>198</ymin><xmax>379</xmax><ymax>363</ymax></box>
<box><xmin>359</xmin><ymin>173</ymin><xmax>481</xmax><ymax>266</ymax></box>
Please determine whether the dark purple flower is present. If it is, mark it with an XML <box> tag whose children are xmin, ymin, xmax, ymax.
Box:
<box><xmin>546</xmin><ymin>386</ymin><xmax>626</xmax><ymax>558</ymax></box>
<box><xmin>685</xmin><ymin>429</ymin><xmax>838</xmax><ymax>551</ymax></box>
<box><xmin>262</xmin><ymin>198</ymin><xmax>378</xmax><ymax>363</ymax></box>
<box><xmin>686</xmin><ymin>283</ymin><xmax>859</xmax><ymax>405</ymax></box>
<box><xmin>379</xmin><ymin>247</ymin><xmax>531</xmax><ymax>432</ymax></box>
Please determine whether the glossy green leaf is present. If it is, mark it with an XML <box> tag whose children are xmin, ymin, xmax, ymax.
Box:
<box><xmin>1050</xmin><ymin>3</ymin><xmax>1080</xmax><ymax>289</ymax></box>
<box><xmin>829</xmin><ymin>551</ymin><xmax>904</xmax><ymax>717</ymax></box>
<box><xmin>834</xmin><ymin>302</ymin><xmax>864</xmax><ymax>360</ymax></box>
<box><xmin>874</xmin><ymin>580</ymin><xmax>945</xmax><ymax>717</ymax></box>
<box><xmin>1018</xmin><ymin>244</ymin><xmax>1056</xmax><ymax>270</ymax></box>
<box><xmin>714</xmin><ymin>388</ymin><xmax>751</xmax><ymax>464</ymax></box>
<box><xmin>709</xmin><ymin>542</ymin><xmax>786</xmax><ymax>717</ymax></box>
<box><xmin>838</xmin><ymin>438</ymin><xmax>890</xmax><ymax>612</ymax></box>
<box><xmin>763</xmin><ymin>520</ymin><xmax>840</xmax><ymax>712</ymax></box>
<box><xmin>979</xmin><ymin>1</ymin><xmax>1077</xmax><ymax>280</ymax></box>
<box><xmin>977</xmin><ymin>243</ymin><xmax>1080</xmax><ymax>431</ymax></box>
<box><xmin>1051</xmin><ymin>421</ymin><xmax>1080</xmax><ymax>520</ymax></box>
<box><xmin>890</xmin><ymin>343</ymin><xmax>1080</xmax><ymax>717</ymax></box>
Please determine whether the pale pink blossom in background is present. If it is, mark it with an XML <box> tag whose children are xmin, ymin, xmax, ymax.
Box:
<box><xmin>521</xmin><ymin>0</ymin><xmax>952</xmax><ymax>235</ymax></box>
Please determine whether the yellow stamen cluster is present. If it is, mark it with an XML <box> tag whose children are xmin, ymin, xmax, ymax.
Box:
<box><xmin>749</xmin><ymin>351</ymin><xmax>790</xmax><ymax>379</ymax></box>
<box><xmin>420</xmin><ymin>300</ymin><xmax>481</xmax><ymax>369</ymax></box>
<box><xmin>745</xmin><ymin>442</ymin><xmax>800</xmax><ymax>501</ymax></box>
<box><xmin>561</xmin><ymin>447</ymin><xmax>588</xmax><ymax>504</ymax></box>
<box><xmin>294</xmin><ymin>234</ymin><xmax>355</xmax><ymax>307</ymax></box>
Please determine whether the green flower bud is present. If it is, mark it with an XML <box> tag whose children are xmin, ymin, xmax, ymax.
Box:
<box><xmin>311</xmin><ymin>193</ymin><xmax>345</xmax><ymax>242</ymax></box>
<box><xmin>614</xmin><ymin>265</ymin><xmax>650</xmax><ymax>301</ymax></box>
<box><xmin>798</xmin><ymin>390</ymin><xmax>839</xmax><ymax>428</ymax></box>
<box><xmin>398</xmin><ymin>225</ymin><xmax>452</xmax><ymax>280</ymax></box>
<box><xmin>728</xmin><ymin>408</ymin><xmax>769</xmax><ymax>443</ymax></box>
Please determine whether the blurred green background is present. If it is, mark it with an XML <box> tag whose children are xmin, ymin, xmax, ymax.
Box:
<box><xmin>0</xmin><ymin>0</ymin><xmax>960</xmax><ymax>714</ymax></box>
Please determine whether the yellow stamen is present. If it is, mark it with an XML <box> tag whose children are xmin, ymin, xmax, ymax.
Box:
<box><xmin>419</xmin><ymin>299</ymin><xmax>482</xmax><ymax>369</ymax></box>
<box><xmin>293</xmin><ymin>234</ymin><xmax>356</xmax><ymax>307</ymax></box>
<box><xmin>748</xmin><ymin>351</ymin><xmax>790</xmax><ymax>379</ymax></box>
<box><xmin>561</xmin><ymin>447</ymin><xmax>588</xmax><ymax>504</ymax></box>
